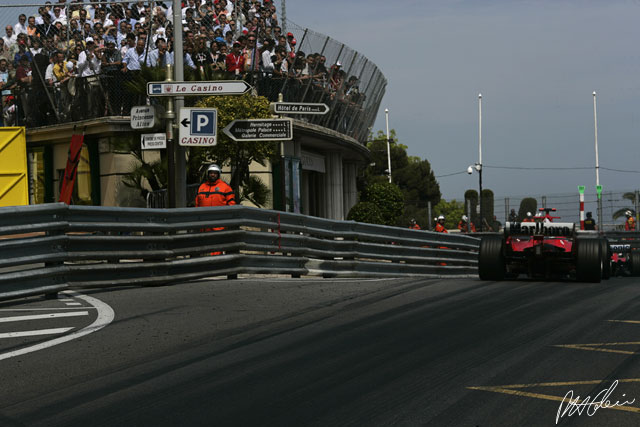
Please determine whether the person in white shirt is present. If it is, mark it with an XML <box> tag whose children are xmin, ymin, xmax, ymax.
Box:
<box><xmin>14</xmin><ymin>15</ymin><xmax>28</xmax><ymax>35</ymax></box>
<box><xmin>76</xmin><ymin>39</ymin><xmax>104</xmax><ymax>118</ymax></box>
<box><xmin>2</xmin><ymin>26</ymin><xmax>17</xmax><ymax>50</ymax></box>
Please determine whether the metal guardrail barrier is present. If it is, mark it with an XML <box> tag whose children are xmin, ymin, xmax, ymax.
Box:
<box><xmin>0</xmin><ymin>203</ymin><xmax>480</xmax><ymax>301</ymax></box>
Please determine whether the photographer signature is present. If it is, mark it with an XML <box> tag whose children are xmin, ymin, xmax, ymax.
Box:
<box><xmin>556</xmin><ymin>380</ymin><xmax>636</xmax><ymax>424</ymax></box>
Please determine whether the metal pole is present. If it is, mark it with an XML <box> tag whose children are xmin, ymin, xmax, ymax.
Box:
<box><xmin>427</xmin><ymin>201</ymin><xmax>432</xmax><ymax>231</ymax></box>
<box><xmin>165</xmin><ymin>65</ymin><xmax>175</xmax><ymax>208</ymax></box>
<box><xmin>385</xmin><ymin>108</ymin><xmax>391</xmax><ymax>183</ymax></box>
<box><xmin>593</xmin><ymin>91</ymin><xmax>603</xmax><ymax>225</ymax></box>
<box><xmin>173</xmin><ymin>0</ymin><xmax>186</xmax><ymax>207</ymax></box>
<box><xmin>478</xmin><ymin>93</ymin><xmax>483</xmax><ymax>231</ymax></box>
<box><xmin>467</xmin><ymin>199</ymin><xmax>472</xmax><ymax>233</ymax></box>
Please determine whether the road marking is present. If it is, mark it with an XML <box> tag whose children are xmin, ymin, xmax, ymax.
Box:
<box><xmin>468</xmin><ymin>379</ymin><xmax>640</xmax><ymax>414</ymax></box>
<box><xmin>0</xmin><ymin>291</ymin><xmax>115</xmax><ymax>361</ymax></box>
<box><xmin>0</xmin><ymin>328</ymin><xmax>74</xmax><ymax>339</ymax></box>
<box><xmin>0</xmin><ymin>311</ymin><xmax>89</xmax><ymax>323</ymax></box>
<box><xmin>64</xmin><ymin>303</ymin><xmax>83</xmax><ymax>306</ymax></box>
<box><xmin>0</xmin><ymin>308</ymin><xmax>96</xmax><ymax>311</ymax></box>
<box><xmin>608</xmin><ymin>320</ymin><xmax>640</xmax><ymax>324</ymax></box>
<box><xmin>552</xmin><ymin>341</ymin><xmax>640</xmax><ymax>355</ymax></box>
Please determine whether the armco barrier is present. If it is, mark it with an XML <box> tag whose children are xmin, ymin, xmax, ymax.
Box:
<box><xmin>0</xmin><ymin>203</ymin><xmax>480</xmax><ymax>301</ymax></box>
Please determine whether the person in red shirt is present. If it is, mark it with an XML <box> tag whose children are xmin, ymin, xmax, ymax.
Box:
<box><xmin>225</xmin><ymin>41</ymin><xmax>245</xmax><ymax>78</ymax></box>
<box><xmin>195</xmin><ymin>164</ymin><xmax>236</xmax><ymax>208</ymax></box>
<box><xmin>409</xmin><ymin>218</ymin><xmax>421</xmax><ymax>230</ymax></box>
<box><xmin>457</xmin><ymin>215</ymin><xmax>476</xmax><ymax>233</ymax></box>
<box><xmin>625</xmin><ymin>210</ymin><xmax>636</xmax><ymax>231</ymax></box>
<box><xmin>434</xmin><ymin>215</ymin><xmax>448</xmax><ymax>233</ymax></box>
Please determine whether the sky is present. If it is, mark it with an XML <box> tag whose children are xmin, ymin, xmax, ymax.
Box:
<box><xmin>2</xmin><ymin>1</ymin><xmax>639</xmax><ymax>210</ymax></box>
<box><xmin>287</xmin><ymin>0</ymin><xmax>640</xmax><ymax>205</ymax></box>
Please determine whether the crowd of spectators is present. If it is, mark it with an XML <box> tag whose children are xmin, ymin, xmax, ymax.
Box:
<box><xmin>0</xmin><ymin>0</ymin><xmax>366</xmax><ymax>132</ymax></box>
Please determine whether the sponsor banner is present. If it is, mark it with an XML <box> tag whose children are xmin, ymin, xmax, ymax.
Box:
<box><xmin>505</xmin><ymin>221</ymin><xmax>575</xmax><ymax>237</ymax></box>
<box><xmin>59</xmin><ymin>133</ymin><xmax>85</xmax><ymax>204</ymax></box>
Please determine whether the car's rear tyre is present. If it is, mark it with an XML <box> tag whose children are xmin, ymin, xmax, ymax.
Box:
<box><xmin>600</xmin><ymin>238</ymin><xmax>611</xmax><ymax>280</ymax></box>
<box><xmin>576</xmin><ymin>238</ymin><xmax>602</xmax><ymax>283</ymax></box>
<box><xmin>478</xmin><ymin>235</ymin><xmax>505</xmax><ymax>281</ymax></box>
<box><xmin>630</xmin><ymin>251</ymin><xmax>640</xmax><ymax>276</ymax></box>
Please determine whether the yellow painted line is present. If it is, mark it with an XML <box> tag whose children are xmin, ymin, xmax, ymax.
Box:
<box><xmin>552</xmin><ymin>344</ymin><xmax>638</xmax><ymax>355</ymax></box>
<box><xmin>498</xmin><ymin>378</ymin><xmax>640</xmax><ymax>389</ymax></box>
<box><xmin>467</xmin><ymin>385</ymin><xmax>640</xmax><ymax>414</ymax></box>
<box><xmin>608</xmin><ymin>320</ymin><xmax>640</xmax><ymax>324</ymax></box>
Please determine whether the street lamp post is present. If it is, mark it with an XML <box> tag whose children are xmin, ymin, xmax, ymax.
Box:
<box><xmin>477</xmin><ymin>93</ymin><xmax>483</xmax><ymax>231</ymax></box>
<box><xmin>385</xmin><ymin>108</ymin><xmax>392</xmax><ymax>183</ymax></box>
<box><xmin>593</xmin><ymin>91</ymin><xmax>603</xmax><ymax>226</ymax></box>
<box><xmin>466</xmin><ymin>94</ymin><xmax>483</xmax><ymax>231</ymax></box>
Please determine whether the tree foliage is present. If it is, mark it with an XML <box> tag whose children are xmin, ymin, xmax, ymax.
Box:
<box><xmin>347</xmin><ymin>201</ymin><xmax>384</xmax><ymax>225</ymax></box>
<box><xmin>433</xmin><ymin>199</ymin><xmax>465</xmax><ymax>230</ymax></box>
<box><xmin>518</xmin><ymin>197</ymin><xmax>538</xmax><ymax>221</ymax></box>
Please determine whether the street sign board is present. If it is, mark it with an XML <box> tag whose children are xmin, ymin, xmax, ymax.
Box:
<box><xmin>271</xmin><ymin>102</ymin><xmax>329</xmax><ymax>115</ymax></box>
<box><xmin>178</xmin><ymin>107</ymin><xmax>218</xmax><ymax>146</ymax></box>
<box><xmin>147</xmin><ymin>81</ymin><xmax>252</xmax><ymax>96</ymax></box>
<box><xmin>130</xmin><ymin>105</ymin><xmax>159</xmax><ymax>129</ymax></box>
<box><xmin>223</xmin><ymin>118</ymin><xmax>293</xmax><ymax>142</ymax></box>
<box><xmin>140</xmin><ymin>133</ymin><xmax>167</xmax><ymax>150</ymax></box>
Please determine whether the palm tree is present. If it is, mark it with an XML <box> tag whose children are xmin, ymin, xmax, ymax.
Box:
<box><xmin>612</xmin><ymin>192</ymin><xmax>638</xmax><ymax>220</ymax></box>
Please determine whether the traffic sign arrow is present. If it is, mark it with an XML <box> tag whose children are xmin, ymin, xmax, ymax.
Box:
<box><xmin>181</xmin><ymin>118</ymin><xmax>190</xmax><ymax>127</ymax></box>
<box><xmin>223</xmin><ymin>118</ymin><xmax>293</xmax><ymax>142</ymax></box>
<box><xmin>147</xmin><ymin>81</ymin><xmax>252</xmax><ymax>96</ymax></box>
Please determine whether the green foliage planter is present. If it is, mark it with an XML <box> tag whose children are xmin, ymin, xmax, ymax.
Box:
<box><xmin>347</xmin><ymin>201</ymin><xmax>385</xmax><ymax>225</ymax></box>
<box><xmin>361</xmin><ymin>182</ymin><xmax>404</xmax><ymax>226</ymax></box>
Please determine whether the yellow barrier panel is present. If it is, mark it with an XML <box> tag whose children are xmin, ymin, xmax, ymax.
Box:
<box><xmin>0</xmin><ymin>127</ymin><xmax>28</xmax><ymax>207</ymax></box>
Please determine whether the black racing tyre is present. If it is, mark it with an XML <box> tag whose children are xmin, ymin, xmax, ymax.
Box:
<box><xmin>600</xmin><ymin>238</ymin><xmax>611</xmax><ymax>280</ymax></box>
<box><xmin>576</xmin><ymin>238</ymin><xmax>602</xmax><ymax>283</ymax></box>
<box><xmin>631</xmin><ymin>251</ymin><xmax>640</xmax><ymax>276</ymax></box>
<box><xmin>478</xmin><ymin>235</ymin><xmax>505</xmax><ymax>281</ymax></box>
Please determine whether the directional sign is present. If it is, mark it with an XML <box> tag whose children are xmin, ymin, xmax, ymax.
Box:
<box><xmin>147</xmin><ymin>81</ymin><xmax>252</xmax><ymax>96</ymax></box>
<box><xmin>140</xmin><ymin>133</ymin><xmax>167</xmax><ymax>150</ymax></box>
<box><xmin>130</xmin><ymin>105</ymin><xmax>159</xmax><ymax>129</ymax></box>
<box><xmin>271</xmin><ymin>102</ymin><xmax>329</xmax><ymax>115</ymax></box>
<box><xmin>178</xmin><ymin>107</ymin><xmax>218</xmax><ymax>146</ymax></box>
<box><xmin>223</xmin><ymin>118</ymin><xmax>293</xmax><ymax>142</ymax></box>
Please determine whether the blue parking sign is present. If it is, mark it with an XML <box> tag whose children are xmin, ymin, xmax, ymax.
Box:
<box><xmin>151</xmin><ymin>84</ymin><xmax>162</xmax><ymax>94</ymax></box>
<box><xmin>191</xmin><ymin>110</ymin><xmax>216</xmax><ymax>136</ymax></box>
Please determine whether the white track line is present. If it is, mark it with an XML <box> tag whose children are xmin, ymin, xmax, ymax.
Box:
<box><xmin>0</xmin><ymin>311</ymin><xmax>89</xmax><ymax>323</ymax></box>
<box><xmin>0</xmin><ymin>291</ymin><xmax>115</xmax><ymax>361</ymax></box>
<box><xmin>0</xmin><ymin>328</ymin><xmax>74</xmax><ymax>339</ymax></box>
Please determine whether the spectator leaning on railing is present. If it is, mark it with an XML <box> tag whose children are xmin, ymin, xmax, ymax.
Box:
<box><xmin>0</xmin><ymin>0</ymin><xmax>367</xmax><ymax>134</ymax></box>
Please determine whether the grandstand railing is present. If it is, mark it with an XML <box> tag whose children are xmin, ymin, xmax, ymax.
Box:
<box><xmin>0</xmin><ymin>1</ymin><xmax>386</xmax><ymax>144</ymax></box>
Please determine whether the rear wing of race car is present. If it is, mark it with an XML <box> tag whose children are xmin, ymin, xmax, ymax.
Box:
<box><xmin>610</xmin><ymin>243</ymin><xmax>632</xmax><ymax>254</ymax></box>
<box><xmin>504</xmin><ymin>221</ymin><xmax>576</xmax><ymax>237</ymax></box>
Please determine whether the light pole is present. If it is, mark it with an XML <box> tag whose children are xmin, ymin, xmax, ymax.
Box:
<box><xmin>593</xmin><ymin>91</ymin><xmax>603</xmax><ymax>226</ymax></box>
<box><xmin>467</xmin><ymin>94</ymin><xmax>483</xmax><ymax>231</ymax></box>
<box><xmin>385</xmin><ymin>108</ymin><xmax>392</xmax><ymax>183</ymax></box>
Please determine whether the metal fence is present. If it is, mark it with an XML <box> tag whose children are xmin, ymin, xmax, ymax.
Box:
<box><xmin>0</xmin><ymin>2</ymin><xmax>385</xmax><ymax>143</ymax></box>
<box><xmin>0</xmin><ymin>203</ymin><xmax>479</xmax><ymax>302</ymax></box>
<box><xmin>492</xmin><ymin>190</ymin><xmax>640</xmax><ymax>231</ymax></box>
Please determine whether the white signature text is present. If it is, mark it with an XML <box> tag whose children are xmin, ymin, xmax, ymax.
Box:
<box><xmin>556</xmin><ymin>380</ymin><xmax>636</xmax><ymax>424</ymax></box>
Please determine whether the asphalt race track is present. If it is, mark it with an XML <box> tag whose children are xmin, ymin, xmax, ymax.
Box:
<box><xmin>2</xmin><ymin>276</ymin><xmax>640</xmax><ymax>426</ymax></box>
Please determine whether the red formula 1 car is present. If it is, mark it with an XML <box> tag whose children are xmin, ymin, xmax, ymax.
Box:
<box><xmin>479</xmin><ymin>208</ymin><xmax>608</xmax><ymax>282</ymax></box>
<box><xmin>609</xmin><ymin>243</ymin><xmax>640</xmax><ymax>276</ymax></box>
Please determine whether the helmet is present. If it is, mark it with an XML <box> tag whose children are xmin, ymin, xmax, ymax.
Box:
<box><xmin>461</xmin><ymin>215</ymin><xmax>468</xmax><ymax>221</ymax></box>
<box><xmin>437</xmin><ymin>215</ymin><xmax>445</xmax><ymax>221</ymax></box>
<box><xmin>207</xmin><ymin>164</ymin><xmax>221</xmax><ymax>181</ymax></box>
<box><xmin>526</xmin><ymin>212</ymin><xmax>532</xmax><ymax>217</ymax></box>
<box><xmin>626</xmin><ymin>210</ymin><xmax>633</xmax><ymax>217</ymax></box>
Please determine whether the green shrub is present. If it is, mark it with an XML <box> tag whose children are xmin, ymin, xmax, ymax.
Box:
<box><xmin>347</xmin><ymin>202</ymin><xmax>385</xmax><ymax>224</ymax></box>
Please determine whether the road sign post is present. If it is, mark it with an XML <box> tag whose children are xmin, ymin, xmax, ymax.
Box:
<box><xmin>223</xmin><ymin>118</ymin><xmax>293</xmax><ymax>142</ymax></box>
<box><xmin>178</xmin><ymin>108</ymin><xmax>218</xmax><ymax>146</ymax></box>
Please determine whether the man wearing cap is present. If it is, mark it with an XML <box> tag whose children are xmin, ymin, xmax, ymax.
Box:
<box><xmin>225</xmin><ymin>40</ymin><xmax>245</xmax><ymax>78</ymax></box>
<box><xmin>77</xmin><ymin>38</ymin><xmax>104</xmax><ymax>118</ymax></box>
<box><xmin>102</xmin><ymin>39</ymin><xmax>122</xmax><ymax>115</ymax></box>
